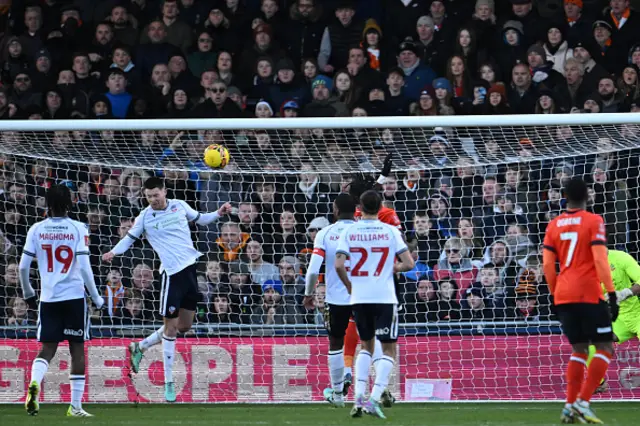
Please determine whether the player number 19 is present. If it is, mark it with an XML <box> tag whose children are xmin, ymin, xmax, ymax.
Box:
<box><xmin>42</xmin><ymin>244</ymin><xmax>74</xmax><ymax>273</ymax></box>
<box><xmin>560</xmin><ymin>232</ymin><xmax>578</xmax><ymax>267</ymax></box>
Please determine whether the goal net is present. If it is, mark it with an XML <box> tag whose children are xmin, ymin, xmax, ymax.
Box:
<box><xmin>1</xmin><ymin>115</ymin><xmax>640</xmax><ymax>403</ymax></box>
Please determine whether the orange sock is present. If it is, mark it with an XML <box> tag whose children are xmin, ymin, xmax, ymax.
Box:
<box><xmin>566</xmin><ymin>353</ymin><xmax>588</xmax><ymax>404</ymax></box>
<box><xmin>579</xmin><ymin>350</ymin><xmax>612</xmax><ymax>402</ymax></box>
<box><xmin>344</xmin><ymin>320</ymin><xmax>359</xmax><ymax>368</ymax></box>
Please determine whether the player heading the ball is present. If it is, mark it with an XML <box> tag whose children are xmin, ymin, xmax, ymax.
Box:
<box><xmin>19</xmin><ymin>184</ymin><xmax>104</xmax><ymax>417</ymax></box>
<box><xmin>335</xmin><ymin>190</ymin><xmax>414</xmax><ymax>419</ymax></box>
<box><xmin>543</xmin><ymin>177</ymin><xmax>618</xmax><ymax>424</ymax></box>
<box><xmin>102</xmin><ymin>177</ymin><xmax>231</xmax><ymax>402</ymax></box>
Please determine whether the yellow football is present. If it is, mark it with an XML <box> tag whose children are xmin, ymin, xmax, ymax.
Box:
<box><xmin>203</xmin><ymin>144</ymin><xmax>230</xmax><ymax>169</ymax></box>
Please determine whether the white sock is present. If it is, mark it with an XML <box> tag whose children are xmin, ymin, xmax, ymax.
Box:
<box><xmin>328</xmin><ymin>349</ymin><xmax>345</xmax><ymax>395</ymax></box>
<box><xmin>70</xmin><ymin>375</ymin><xmax>85</xmax><ymax>409</ymax></box>
<box><xmin>162</xmin><ymin>333</ymin><xmax>176</xmax><ymax>384</ymax></box>
<box><xmin>30</xmin><ymin>358</ymin><xmax>49</xmax><ymax>386</ymax></box>
<box><xmin>354</xmin><ymin>350</ymin><xmax>372</xmax><ymax>397</ymax></box>
<box><xmin>372</xmin><ymin>340</ymin><xmax>383</xmax><ymax>366</ymax></box>
<box><xmin>371</xmin><ymin>355</ymin><xmax>394</xmax><ymax>401</ymax></box>
<box><xmin>140</xmin><ymin>326</ymin><xmax>164</xmax><ymax>352</ymax></box>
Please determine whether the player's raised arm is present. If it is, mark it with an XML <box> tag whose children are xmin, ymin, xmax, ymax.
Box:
<box><xmin>18</xmin><ymin>226</ymin><xmax>38</xmax><ymax>304</ymax></box>
<box><xmin>102</xmin><ymin>210</ymin><xmax>145</xmax><ymax>263</ymax></box>
<box><xmin>178</xmin><ymin>199</ymin><xmax>232</xmax><ymax>225</ymax></box>
<box><xmin>77</xmin><ymin>225</ymin><xmax>104</xmax><ymax>308</ymax></box>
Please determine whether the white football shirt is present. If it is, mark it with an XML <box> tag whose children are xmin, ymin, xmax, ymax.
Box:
<box><xmin>312</xmin><ymin>220</ymin><xmax>355</xmax><ymax>305</ymax></box>
<box><xmin>22</xmin><ymin>217</ymin><xmax>90</xmax><ymax>302</ymax></box>
<box><xmin>336</xmin><ymin>219</ymin><xmax>408</xmax><ymax>305</ymax></box>
<box><xmin>126</xmin><ymin>199</ymin><xmax>202</xmax><ymax>275</ymax></box>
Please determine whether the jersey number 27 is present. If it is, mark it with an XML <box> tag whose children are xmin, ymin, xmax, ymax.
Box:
<box><xmin>349</xmin><ymin>247</ymin><xmax>390</xmax><ymax>277</ymax></box>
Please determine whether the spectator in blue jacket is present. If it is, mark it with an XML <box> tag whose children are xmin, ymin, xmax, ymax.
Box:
<box><xmin>396</xmin><ymin>38</ymin><xmax>436</xmax><ymax>101</ymax></box>
<box><xmin>105</xmin><ymin>68</ymin><xmax>132</xmax><ymax>118</ymax></box>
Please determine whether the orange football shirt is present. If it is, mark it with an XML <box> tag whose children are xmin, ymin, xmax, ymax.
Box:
<box><xmin>355</xmin><ymin>206</ymin><xmax>402</xmax><ymax>230</ymax></box>
<box><xmin>543</xmin><ymin>209</ymin><xmax>608</xmax><ymax>305</ymax></box>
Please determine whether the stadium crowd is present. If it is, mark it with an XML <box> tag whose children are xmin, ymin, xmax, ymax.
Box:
<box><xmin>1</xmin><ymin>0</ymin><xmax>640</xmax><ymax>328</ymax></box>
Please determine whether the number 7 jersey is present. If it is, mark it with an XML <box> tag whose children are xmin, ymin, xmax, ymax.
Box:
<box><xmin>336</xmin><ymin>219</ymin><xmax>408</xmax><ymax>305</ymax></box>
<box><xmin>543</xmin><ymin>209</ymin><xmax>608</xmax><ymax>305</ymax></box>
<box><xmin>22</xmin><ymin>217</ymin><xmax>90</xmax><ymax>303</ymax></box>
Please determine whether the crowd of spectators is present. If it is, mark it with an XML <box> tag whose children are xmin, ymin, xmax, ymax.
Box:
<box><xmin>1</xmin><ymin>0</ymin><xmax>640</xmax><ymax>329</ymax></box>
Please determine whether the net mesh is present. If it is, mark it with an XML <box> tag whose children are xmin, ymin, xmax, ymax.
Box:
<box><xmin>1</xmin><ymin>122</ymin><xmax>640</xmax><ymax>402</ymax></box>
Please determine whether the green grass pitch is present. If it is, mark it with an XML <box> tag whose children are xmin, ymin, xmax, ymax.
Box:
<box><xmin>0</xmin><ymin>403</ymin><xmax>638</xmax><ymax>426</ymax></box>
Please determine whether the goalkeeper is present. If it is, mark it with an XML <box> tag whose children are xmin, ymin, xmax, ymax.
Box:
<box><xmin>588</xmin><ymin>249</ymin><xmax>640</xmax><ymax>393</ymax></box>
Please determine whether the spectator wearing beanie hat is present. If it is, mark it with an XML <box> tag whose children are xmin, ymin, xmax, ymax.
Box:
<box><xmin>397</xmin><ymin>37</ymin><xmax>436</xmax><ymax>101</ymax></box>
<box><xmin>564</xmin><ymin>0</ymin><xmax>593</xmax><ymax>46</ymax></box>
<box><xmin>302</xmin><ymin>76</ymin><xmax>348</xmax><ymax>117</ymax></box>
<box><xmin>239</xmin><ymin>23</ymin><xmax>284</xmax><ymax>84</ymax></box>
<box><xmin>570</xmin><ymin>39</ymin><xmax>610</xmax><ymax>92</ymax></box>
<box><xmin>432</xmin><ymin>77</ymin><xmax>455</xmax><ymax>115</ymax></box>
<box><xmin>470</xmin><ymin>0</ymin><xmax>498</xmax><ymax>55</ymax></box>
<box><xmin>410</xmin><ymin>85</ymin><xmax>437</xmax><ymax>116</ymax></box>
<box><xmin>361</xmin><ymin>19</ymin><xmax>392</xmax><ymax>72</ymax></box>
<box><xmin>526</xmin><ymin>43</ymin><xmax>564</xmax><ymax>90</ymax></box>
<box><xmin>496</xmin><ymin>20</ymin><xmax>527</xmax><ymax>77</ymax></box>
<box><xmin>543</xmin><ymin>22</ymin><xmax>573</xmax><ymax>76</ymax></box>
<box><xmin>592</xmin><ymin>20</ymin><xmax>627</xmax><ymax>74</ymax></box>
<box><xmin>1</xmin><ymin>36</ymin><xmax>30</xmax><ymax>84</ymax></box>
<box><xmin>31</xmin><ymin>49</ymin><xmax>55</xmax><ymax>93</ymax></box>
<box><xmin>41</xmin><ymin>86</ymin><xmax>69</xmax><ymax>119</ymax></box>
<box><xmin>318</xmin><ymin>0</ymin><xmax>365</xmax><ymax>73</ymax></box>
<box><xmin>485</xmin><ymin>83</ymin><xmax>511</xmax><ymax>115</ymax></box>
<box><xmin>267</xmin><ymin>57</ymin><xmax>310</xmax><ymax>111</ymax></box>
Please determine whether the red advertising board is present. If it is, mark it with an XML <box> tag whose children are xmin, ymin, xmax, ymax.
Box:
<box><xmin>1</xmin><ymin>336</ymin><xmax>639</xmax><ymax>403</ymax></box>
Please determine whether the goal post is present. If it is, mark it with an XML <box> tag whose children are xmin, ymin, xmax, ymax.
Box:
<box><xmin>1</xmin><ymin>114</ymin><xmax>639</xmax><ymax>403</ymax></box>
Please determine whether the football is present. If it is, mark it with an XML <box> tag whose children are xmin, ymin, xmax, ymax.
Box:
<box><xmin>203</xmin><ymin>144</ymin><xmax>230</xmax><ymax>169</ymax></box>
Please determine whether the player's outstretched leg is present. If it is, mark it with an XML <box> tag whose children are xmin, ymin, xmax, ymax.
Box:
<box><xmin>129</xmin><ymin>326</ymin><xmax>165</xmax><ymax>374</ymax></box>
<box><xmin>25</xmin><ymin>356</ymin><xmax>50</xmax><ymax>416</ymax></box>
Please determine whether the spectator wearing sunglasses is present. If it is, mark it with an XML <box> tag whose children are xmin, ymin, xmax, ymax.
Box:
<box><xmin>9</xmin><ymin>71</ymin><xmax>41</xmax><ymax>111</ymax></box>
<box><xmin>433</xmin><ymin>237</ymin><xmax>479</xmax><ymax>300</ymax></box>
<box><xmin>193</xmin><ymin>80</ymin><xmax>244</xmax><ymax>118</ymax></box>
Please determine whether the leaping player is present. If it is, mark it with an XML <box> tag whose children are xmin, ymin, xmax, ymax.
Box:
<box><xmin>103</xmin><ymin>177</ymin><xmax>231</xmax><ymax>402</ymax></box>
<box><xmin>543</xmin><ymin>177</ymin><xmax>618</xmax><ymax>424</ymax></box>
<box><xmin>20</xmin><ymin>185</ymin><xmax>105</xmax><ymax>417</ymax></box>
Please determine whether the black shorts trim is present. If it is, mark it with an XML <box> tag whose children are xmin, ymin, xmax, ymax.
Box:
<box><xmin>159</xmin><ymin>263</ymin><xmax>200</xmax><ymax>318</ymax></box>
<box><xmin>352</xmin><ymin>303</ymin><xmax>399</xmax><ymax>343</ymax></box>
<box><xmin>542</xmin><ymin>245</ymin><xmax>556</xmax><ymax>253</ymax></box>
<box><xmin>556</xmin><ymin>301</ymin><xmax>613</xmax><ymax>345</ymax></box>
<box><xmin>324</xmin><ymin>304</ymin><xmax>352</xmax><ymax>339</ymax></box>
<box><xmin>37</xmin><ymin>298</ymin><xmax>90</xmax><ymax>343</ymax></box>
